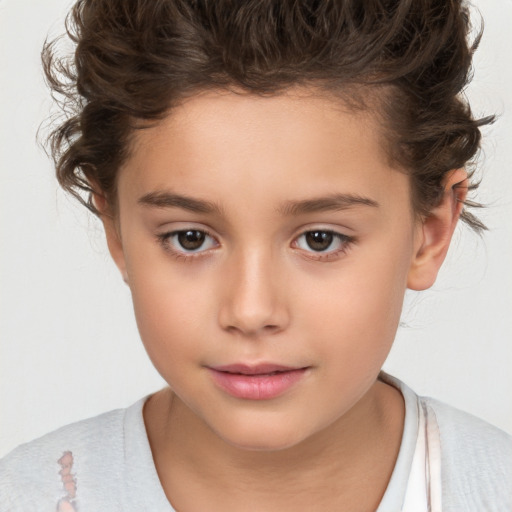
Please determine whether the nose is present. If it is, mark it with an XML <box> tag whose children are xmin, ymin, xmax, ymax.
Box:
<box><xmin>218</xmin><ymin>248</ymin><xmax>290</xmax><ymax>337</ymax></box>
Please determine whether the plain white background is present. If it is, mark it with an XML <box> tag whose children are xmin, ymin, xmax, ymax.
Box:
<box><xmin>1</xmin><ymin>0</ymin><xmax>511</xmax><ymax>458</ymax></box>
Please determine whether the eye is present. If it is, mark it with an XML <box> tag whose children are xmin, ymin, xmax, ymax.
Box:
<box><xmin>159</xmin><ymin>229</ymin><xmax>218</xmax><ymax>254</ymax></box>
<box><xmin>294</xmin><ymin>230</ymin><xmax>351</xmax><ymax>254</ymax></box>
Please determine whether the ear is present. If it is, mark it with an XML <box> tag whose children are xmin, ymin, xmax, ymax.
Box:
<box><xmin>93</xmin><ymin>192</ymin><xmax>129</xmax><ymax>285</ymax></box>
<box><xmin>407</xmin><ymin>168</ymin><xmax>468</xmax><ymax>291</ymax></box>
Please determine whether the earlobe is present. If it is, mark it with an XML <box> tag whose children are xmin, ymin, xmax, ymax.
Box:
<box><xmin>93</xmin><ymin>192</ymin><xmax>129</xmax><ymax>285</ymax></box>
<box><xmin>407</xmin><ymin>169</ymin><xmax>468</xmax><ymax>291</ymax></box>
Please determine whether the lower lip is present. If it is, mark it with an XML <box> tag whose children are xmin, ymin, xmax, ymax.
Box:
<box><xmin>208</xmin><ymin>368</ymin><xmax>308</xmax><ymax>400</ymax></box>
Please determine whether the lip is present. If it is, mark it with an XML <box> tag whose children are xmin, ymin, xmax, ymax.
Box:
<box><xmin>207</xmin><ymin>363</ymin><xmax>309</xmax><ymax>400</ymax></box>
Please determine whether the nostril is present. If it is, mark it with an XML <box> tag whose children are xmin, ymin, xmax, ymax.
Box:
<box><xmin>217</xmin><ymin>280</ymin><xmax>290</xmax><ymax>335</ymax></box>
<box><xmin>223</xmin><ymin>322</ymin><xmax>282</xmax><ymax>337</ymax></box>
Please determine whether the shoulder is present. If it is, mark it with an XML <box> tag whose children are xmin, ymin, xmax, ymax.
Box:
<box><xmin>381</xmin><ymin>373</ymin><xmax>512</xmax><ymax>511</ymax></box>
<box><xmin>0</xmin><ymin>401</ymin><xmax>142</xmax><ymax>511</ymax></box>
<box><xmin>422</xmin><ymin>396</ymin><xmax>512</xmax><ymax>511</ymax></box>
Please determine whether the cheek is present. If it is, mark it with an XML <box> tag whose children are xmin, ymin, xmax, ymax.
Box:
<box><xmin>299</xmin><ymin>241</ymin><xmax>412</xmax><ymax>363</ymax></box>
<box><xmin>124</xmin><ymin>251</ymin><xmax>218</xmax><ymax>370</ymax></box>
<box><xmin>130</xmin><ymin>283</ymin><xmax>211</xmax><ymax>387</ymax></box>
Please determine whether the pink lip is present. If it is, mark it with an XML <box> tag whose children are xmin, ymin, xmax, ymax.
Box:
<box><xmin>207</xmin><ymin>364</ymin><xmax>309</xmax><ymax>400</ymax></box>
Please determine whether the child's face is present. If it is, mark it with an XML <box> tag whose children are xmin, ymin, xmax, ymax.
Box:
<box><xmin>107</xmin><ymin>88</ymin><xmax>425</xmax><ymax>450</ymax></box>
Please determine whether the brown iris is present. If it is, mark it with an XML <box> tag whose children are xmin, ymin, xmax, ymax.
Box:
<box><xmin>305</xmin><ymin>231</ymin><xmax>333</xmax><ymax>251</ymax></box>
<box><xmin>177</xmin><ymin>230</ymin><xmax>206</xmax><ymax>250</ymax></box>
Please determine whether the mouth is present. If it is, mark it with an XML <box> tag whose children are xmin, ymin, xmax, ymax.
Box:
<box><xmin>211</xmin><ymin>363</ymin><xmax>305</xmax><ymax>376</ymax></box>
<box><xmin>207</xmin><ymin>363</ymin><xmax>309</xmax><ymax>400</ymax></box>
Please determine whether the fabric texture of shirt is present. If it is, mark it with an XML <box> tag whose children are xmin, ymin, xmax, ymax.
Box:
<box><xmin>1</xmin><ymin>374</ymin><xmax>511</xmax><ymax>511</ymax></box>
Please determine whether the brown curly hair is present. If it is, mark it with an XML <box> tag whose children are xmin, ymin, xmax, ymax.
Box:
<box><xmin>42</xmin><ymin>0</ymin><xmax>493</xmax><ymax>231</ymax></box>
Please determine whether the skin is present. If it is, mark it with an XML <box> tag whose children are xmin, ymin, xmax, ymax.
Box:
<box><xmin>98</xmin><ymin>87</ymin><xmax>467</xmax><ymax>511</ymax></box>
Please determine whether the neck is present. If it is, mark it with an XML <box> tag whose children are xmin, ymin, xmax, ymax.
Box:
<box><xmin>144</xmin><ymin>379</ymin><xmax>404</xmax><ymax>511</ymax></box>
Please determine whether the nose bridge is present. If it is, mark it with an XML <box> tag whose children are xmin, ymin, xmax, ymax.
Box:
<box><xmin>219</xmin><ymin>243</ymin><xmax>288</xmax><ymax>336</ymax></box>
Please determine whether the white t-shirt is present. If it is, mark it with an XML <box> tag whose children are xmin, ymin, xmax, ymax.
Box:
<box><xmin>1</xmin><ymin>373</ymin><xmax>511</xmax><ymax>511</ymax></box>
<box><xmin>376</xmin><ymin>373</ymin><xmax>442</xmax><ymax>512</ymax></box>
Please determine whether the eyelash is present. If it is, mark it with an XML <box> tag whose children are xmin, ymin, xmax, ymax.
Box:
<box><xmin>156</xmin><ymin>229</ymin><xmax>355</xmax><ymax>262</ymax></box>
<box><xmin>156</xmin><ymin>228</ymin><xmax>218</xmax><ymax>262</ymax></box>
<box><xmin>293</xmin><ymin>231</ymin><xmax>354</xmax><ymax>261</ymax></box>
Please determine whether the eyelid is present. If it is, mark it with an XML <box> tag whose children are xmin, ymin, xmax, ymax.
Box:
<box><xmin>291</xmin><ymin>227</ymin><xmax>355</xmax><ymax>261</ymax></box>
<box><xmin>156</xmin><ymin>227</ymin><xmax>220</xmax><ymax>259</ymax></box>
<box><xmin>155</xmin><ymin>224</ymin><xmax>355</xmax><ymax>263</ymax></box>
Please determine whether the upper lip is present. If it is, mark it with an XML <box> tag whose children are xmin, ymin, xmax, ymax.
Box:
<box><xmin>209</xmin><ymin>364</ymin><xmax>305</xmax><ymax>375</ymax></box>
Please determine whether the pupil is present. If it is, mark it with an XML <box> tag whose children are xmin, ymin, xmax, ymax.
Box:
<box><xmin>306</xmin><ymin>231</ymin><xmax>333</xmax><ymax>251</ymax></box>
<box><xmin>178</xmin><ymin>230</ymin><xmax>205</xmax><ymax>250</ymax></box>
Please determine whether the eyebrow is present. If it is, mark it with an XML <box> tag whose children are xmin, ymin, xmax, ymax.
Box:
<box><xmin>138</xmin><ymin>191</ymin><xmax>222</xmax><ymax>214</ymax></box>
<box><xmin>277</xmin><ymin>194</ymin><xmax>379</xmax><ymax>216</ymax></box>
<box><xmin>138</xmin><ymin>191</ymin><xmax>379</xmax><ymax>216</ymax></box>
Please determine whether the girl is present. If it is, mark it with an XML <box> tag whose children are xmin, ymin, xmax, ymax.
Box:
<box><xmin>1</xmin><ymin>1</ymin><xmax>511</xmax><ymax>510</ymax></box>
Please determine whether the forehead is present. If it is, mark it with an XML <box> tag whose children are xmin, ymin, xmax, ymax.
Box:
<box><xmin>129</xmin><ymin>87</ymin><xmax>384</xmax><ymax>162</ymax></box>
<box><xmin>119</xmin><ymin>87</ymin><xmax>410</xmax><ymax>217</ymax></box>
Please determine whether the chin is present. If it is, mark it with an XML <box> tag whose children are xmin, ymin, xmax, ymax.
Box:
<box><xmin>211</xmin><ymin>417</ymin><xmax>314</xmax><ymax>453</ymax></box>
<box><xmin>223</xmin><ymin>434</ymin><xmax>303</xmax><ymax>453</ymax></box>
